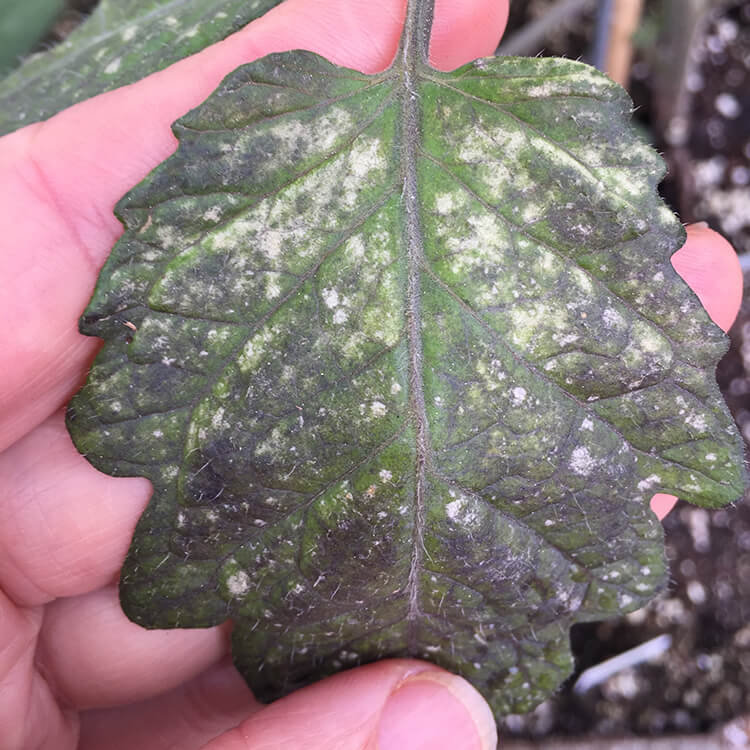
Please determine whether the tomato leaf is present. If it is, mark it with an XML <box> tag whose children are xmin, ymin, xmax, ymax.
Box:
<box><xmin>68</xmin><ymin>0</ymin><xmax>746</xmax><ymax>715</ymax></box>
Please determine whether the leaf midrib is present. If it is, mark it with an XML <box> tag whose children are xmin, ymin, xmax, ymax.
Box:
<box><xmin>397</xmin><ymin>1</ymin><xmax>433</xmax><ymax>652</ymax></box>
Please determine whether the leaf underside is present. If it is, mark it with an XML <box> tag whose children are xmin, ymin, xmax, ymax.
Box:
<box><xmin>68</xmin><ymin>50</ymin><xmax>746</xmax><ymax>715</ymax></box>
<box><xmin>0</xmin><ymin>0</ymin><xmax>282</xmax><ymax>136</ymax></box>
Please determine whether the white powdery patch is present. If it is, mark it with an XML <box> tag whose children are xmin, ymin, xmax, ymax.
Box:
<box><xmin>104</xmin><ymin>58</ymin><xmax>122</xmax><ymax>75</ymax></box>
<box><xmin>256</xmin><ymin>229</ymin><xmax>284</xmax><ymax>260</ymax></box>
<box><xmin>446</xmin><ymin>495</ymin><xmax>464</xmax><ymax>519</ymax></box>
<box><xmin>379</xmin><ymin>469</ymin><xmax>393</xmax><ymax>482</ymax></box>
<box><xmin>346</xmin><ymin>235</ymin><xmax>367</xmax><ymax>260</ymax></box>
<box><xmin>322</xmin><ymin>288</ymin><xmax>340</xmax><ymax>308</ymax></box>
<box><xmin>636</xmin><ymin>323</ymin><xmax>670</xmax><ymax>355</ymax></box>
<box><xmin>522</xmin><ymin>202</ymin><xmax>543</xmax><ymax>223</ymax></box>
<box><xmin>265</xmin><ymin>277</ymin><xmax>281</xmax><ymax>299</ymax></box>
<box><xmin>121</xmin><ymin>26</ymin><xmax>137</xmax><ymax>41</ymax></box>
<box><xmin>524</xmin><ymin>81</ymin><xmax>558</xmax><ymax>98</ymax></box>
<box><xmin>580</xmin><ymin>417</ymin><xmax>594</xmax><ymax>431</ymax></box>
<box><xmin>336</xmin><ymin>136</ymin><xmax>387</xmax><ymax>208</ymax></box>
<box><xmin>569</xmin><ymin>446</ymin><xmax>595</xmax><ymax>476</ymax></box>
<box><xmin>602</xmin><ymin>307</ymin><xmax>624</xmax><ymax>329</ymax></box>
<box><xmin>435</xmin><ymin>193</ymin><xmax>455</xmax><ymax>214</ymax></box>
<box><xmin>509</xmin><ymin>304</ymin><xmax>548</xmax><ymax>347</ymax></box>
<box><xmin>332</xmin><ymin>308</ymin><xmax>349</xmax><ymax>325</ymax></box>
<box><xmin>370</xmin><ymin>401</ymin><xmax>387</xmax><ymax>418</ymax></box>
<box><xmin>226</xmin><ymin>570</ymin><xmax>250</xmax><ymax>597</ymax></box>
<box><xmin>637</xmin><ymin>474</ymin><xmax>662</xmax><ymax>491</ymax></box>
<box><xmin>348</xmin><ymin>137</ymin><xmax>386</xmax><ymax>178</ymax></box>
<box><xmin>553</xmin><ymin>332</ymin><xmax>580</xmax><ymax>347</ymax></box>
<box><xmin>490</xmin><ymin>359</ymin><xmax>507</xmax><ymax>382</ymax></box>
<box><xmin>211</xmin><ymin>407</ymin><xmax>226</xmax><ymax>431</ymax></box>
<box><xmin>445</xmin><ymin>495</ymin><xmax>479</xmax><ymax>526</ymax></box>
<box><xmin>510</xmin><ymin>386</ymin><xmax>527</xmax><ymax>406</ymax></box>
<box><xmin>238</xmin><ymin>338</ymin><xmax>263</xmax><ymax>373</ymax></box>
<box><xmin>685</xmin><ymin>413</ymin><xmax>708</xmax><ymax>432</ymax></box>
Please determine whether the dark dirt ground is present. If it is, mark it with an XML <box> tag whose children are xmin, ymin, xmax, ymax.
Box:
<box><xmin>499</xmin><ymin>0</ymin><xmax>750</xmax><ymax>744</ymax></box>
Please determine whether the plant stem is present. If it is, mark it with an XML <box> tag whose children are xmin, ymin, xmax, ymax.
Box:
<box><xmin>399</xmin><ymin>0</ymin><xmax>436</xmax><ymax>69</ymax></box>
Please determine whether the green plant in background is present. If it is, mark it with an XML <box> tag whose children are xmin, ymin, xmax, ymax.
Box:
<box><xmin>14</xmin><ymin>0</ymin><xmax>739</xmax><ymax>719</ymax></box>
<box><xmin>0</xmin><ymin>0</ymin><xmax>283</xmax><ymax>136</ymax></box>
<box><xmin>0</xmin><ymin>0</ymin><xmax>65</xmax><ymax>76</ymax></box>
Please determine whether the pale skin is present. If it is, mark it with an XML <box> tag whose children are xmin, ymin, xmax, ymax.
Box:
<box><xmin>0</xmin><ymin>1</ymin><xmax>742</xmax><ymax>748</ymax></box>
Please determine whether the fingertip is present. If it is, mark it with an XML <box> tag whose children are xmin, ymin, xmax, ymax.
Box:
<box><xmin>0</xmin><ymin>412</ymin><xmax>151</xmax><ymax>606</ymax></box>
<box><xmin>378</xmin><ymin>669</ymin><xmax>497</xmax><ymax>750</ymax></box>
<box><xmin>79</xmin><ymin>657</ymin><xmax>259</xmax><ymax>750</ymax></box>
<box><xmin>650</xmin><ymin>493</ymin><xmax>678</xmax><ymax>521</ymax></box>
<box><xmin>199</xmin><ymin>660</ymin><xmax>497</xmax><ymax>750</ymax></box>
<box><xmin>259</xmin><ymin>0</ymin><xmax>510</xmax><ymax>73</ymax></box>
<box><xmin>251</xmin><ymin>0</ymin><xmax>405</xmax><ymax>73</ymax></box>
<box><xmin>430</xmin><ymin>0</ymin><xmax>509</xmax><ymax>70</ymax></box>
<box><xmin>38</xmin><ymin>586</ymin><xmax>229</xmax><ymax>709</ymax></box>
<box><xmin>671</xmin><ymin>223</ymin><xmax>743</xmax><ymax>333</ymax></box>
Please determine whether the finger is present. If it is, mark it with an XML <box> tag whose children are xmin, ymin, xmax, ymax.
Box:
<box><xmin>267</xmin><ymin>0</ymin><xmax>508</xmax><ymax>72</ymax></box>
<box><xmin>0</xmin><ymin>136</ymin><xmax>104</xmax><ymax>453</ymax></box>
<box><xmin>37</xmin><ymin>586</ymin><xmax>228</xmax><ymax>710</ymax></box>
<box><xmin>671</xmin><ymin>222</ymin><xmax>743</xmax><ymax>333</ymax></box>
<box><xmin>431</xmin><ymin>0</ymin><xmax>509</xmax><ymax>70</ymax></box>
<box><xmin>199</xmin><ymin>660</ymin><xmax>496</xmax><ymax>750</ymax></box>
<box><xmin>0</xmin><ymin>411</ymin><xmax>149</xmax><ymax>606</ymax></box>
<box><xmin>651</xmin><ymin>223</ymin><xmax>743</xmax><ymax>520</ymax></box>
<box><xmin>79</xmin><ymin>658</ymin><xmax>259</xmax><ymax>750</ymax></box>
<box><xmin>0</xmin><ymin>589</ymin><xmax>78</xmax><ymax>750</ymax></box>
<box><xmin>0</xmin><ymin>0</ymin><xmax>507</xmax><ymax>450</ymax></box>
<box><xmin>650</xmin><ymin>493</ymin><xmax>678</xmax><ymax>521</ymax></box>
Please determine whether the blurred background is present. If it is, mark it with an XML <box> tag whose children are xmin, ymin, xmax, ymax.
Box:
<box><xmin>2</xmin><ymin>0</ymin><xmax>749</xmax><ymax>746</ymax></box>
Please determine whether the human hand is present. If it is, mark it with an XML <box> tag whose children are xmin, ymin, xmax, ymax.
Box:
<box><xmin>0</xmin><ymin>1</ymin><xmax>741</xmax><ymax>748</ymax></box>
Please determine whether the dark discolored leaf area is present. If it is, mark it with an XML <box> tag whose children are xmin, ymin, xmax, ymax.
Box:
<box><xmin>68</xmin><ymin>1</ymin><xmax>746</xmax><ymax>716</ymax></box>
<box><xmin>0</xmin><ymin>0</ymin><xmax>282</xmax><ymax>136</ymax></box>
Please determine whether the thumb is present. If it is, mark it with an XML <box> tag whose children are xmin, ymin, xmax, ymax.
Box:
<box><xmin>199</xmin><ymin>660</ymin><xmax>497</xmax><ymax>750</ymax></box>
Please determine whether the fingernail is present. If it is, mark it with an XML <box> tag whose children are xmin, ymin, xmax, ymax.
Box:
<box><xmin>378</xmin><ymin>670</ymin><xmax>497</xmax><ymax>750</ymax></box>
<box><xmin>691</xmin><ymin>221</ymin><xmax>710</xmax><ymax>229</ymax></box>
